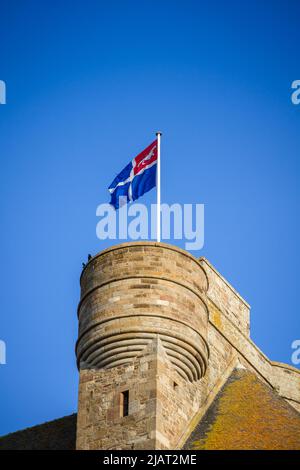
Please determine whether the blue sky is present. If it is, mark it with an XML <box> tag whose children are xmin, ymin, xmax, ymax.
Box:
<box><xmin>0</xmin><ymin>0</ymin><xmax>299</xmax><ymax>435</ymax></box>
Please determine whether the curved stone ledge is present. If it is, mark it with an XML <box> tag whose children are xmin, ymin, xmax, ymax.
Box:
<box><xmin>77</xmin><ymin>322</ymin><xmax>209</xmax><ymax>382</ymax></box>
<box><xmin>76</xmin><ymin>314</ymin><xmax>209</xmax><ymax>356</ymax></box>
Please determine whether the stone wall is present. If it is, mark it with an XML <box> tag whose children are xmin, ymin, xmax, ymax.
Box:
<box><xmin>76</xmin><ymin>337</ymin><xmax>205</xmax><ymax>450</ymax></box>
<box><xmin>200</xmin><ymin>258</ymin><xmax>250</xmax><ymax>335</ymax></box>
<box><xmin>76</xmin><ymin>242</ymin><xmax>300</xmax><ymax>450</ymax></box>
<box><xmin>200</xmin><ymin>257</ymin><xmax>300</xmax><ymax>410</ymax></box>
<box><xmin>76</xmin><ymin>243</ymin><xmax>211</xmax><ymax>449</ymax></box>
<box><xmin>77</xmin><ymin>243</ymin><xmax>209</xmax><ymax>382</ymax></box>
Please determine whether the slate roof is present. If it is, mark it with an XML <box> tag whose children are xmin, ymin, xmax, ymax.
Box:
<box><xmin>0</xmin><ymin>414</ymin><xmax>76</xmax><ymax>450</ymax></box>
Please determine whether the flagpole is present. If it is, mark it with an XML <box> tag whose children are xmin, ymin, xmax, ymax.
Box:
<box><xmin>156</xmin><ymin>131</ymin><xmax>162</xmax><ymax>243</ymax></box>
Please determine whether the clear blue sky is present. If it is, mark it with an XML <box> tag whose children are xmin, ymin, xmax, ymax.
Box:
<box><xmin>0</xmin><ymin>0</ymin><xmax>299</xmax><ymax>436</ymax></box>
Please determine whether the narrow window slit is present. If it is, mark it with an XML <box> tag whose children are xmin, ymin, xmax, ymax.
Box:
<box><xmin>120</xmin><ymin>390</ymin><xmax>129</xmax><ymax>417</ymax></box>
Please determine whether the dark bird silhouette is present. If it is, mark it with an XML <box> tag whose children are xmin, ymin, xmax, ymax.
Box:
<box><xmin>88</xmin><ymin>254</ymin><xmax>92</xmax><ymax>261</ymax></box>
<box><xmin>82</xmin><ymin>262</ymin><xmax>86</xmax><ymax>269</ymax></box>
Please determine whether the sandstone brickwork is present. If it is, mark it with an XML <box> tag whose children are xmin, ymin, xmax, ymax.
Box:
<box><xmin>77</xmin><ymin>243</ymin><xmax>209</xmax><ymax>382</ymax></box>
<box><xmin>77</xmin><ymin>337</ymin><xmax>204</xmax><ymax>449</ymax></box>
<box><xmin>1</xmin><ymin>242</ymin><xmax>298</xmax><ymax>450</ymax></box>
<box><xmin>76</xmin><ymin>242</ymin><xmax>300</xmax><ymax>450</ymax></box>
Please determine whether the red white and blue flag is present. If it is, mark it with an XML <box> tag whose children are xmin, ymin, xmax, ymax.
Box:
<box><xmin>108</xmin><ymin>139</ymin><xmax>157</xmax><ymax>209</ymax></box>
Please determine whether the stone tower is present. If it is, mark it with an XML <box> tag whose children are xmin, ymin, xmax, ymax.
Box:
<box><xmin>75</xmin><ymin>242</ymin><xmax>300</xmax><ymax>450</ymax></box>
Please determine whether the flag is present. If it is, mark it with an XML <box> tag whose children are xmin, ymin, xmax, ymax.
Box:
<box><xmin>108</xmin><ymin>139</ymin><xmax>157</xmax><ymax>209</ymax></box>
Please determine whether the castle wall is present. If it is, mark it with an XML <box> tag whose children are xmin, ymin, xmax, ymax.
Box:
<box><xmin>76</xmin><ymin>243</ymin><xmax>210</xmax><ymax>449</ymax></box>
<box><xmin>77</xmin><ymin>244</ymin><xmax>209</xmax><ymax>382</ymax></box>
<box><xmin>201</xmin><ymin>257</ymin><xmax>300</xmax><ymax>410</ymax></box>
<box><xmin>76</xmin><ymin>338</ymin><xmax>205</xmax><ymax>450</ymax></box>
<box><xmin>76</xmin><ymin>242</ymin><xmax>300</xmax><ymax>449</ymax></box>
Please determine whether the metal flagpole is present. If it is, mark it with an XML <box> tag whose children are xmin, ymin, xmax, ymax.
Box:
<box><xmin>156</xmin><ymin>131</ymin><xmax>162</xmax><ymax>243</ymax></box>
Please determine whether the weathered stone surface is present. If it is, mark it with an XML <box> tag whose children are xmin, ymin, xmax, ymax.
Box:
<box><xmin>76</xmin><ymin>242</ymin><xmax>300</xmax><ymax>450</ymax></box>
<box><xmin>77</xmin><ymin>242</ymin><xmax>209</xmax><ymax>383</ymax></box>
<box><xmin>2</xmin><ymin>242</ymin><xmax>298</xmax><ymax>450</ymax></box>
<box><xmin>76</xmin><ymin>337</ymin><xmax>205</xmax><ymax>450</ymax></box>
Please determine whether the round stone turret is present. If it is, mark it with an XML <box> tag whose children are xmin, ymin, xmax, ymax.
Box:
<box><xmin>76</xmin><ymin>242</ymin><xmax>209</xmax><ymax>382</ymax></box>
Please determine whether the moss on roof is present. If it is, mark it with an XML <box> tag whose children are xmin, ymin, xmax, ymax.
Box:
<box><xmin>184</xmin><ymin>369</ymin><xmax>300</xmax><ymax>450</ymax></box>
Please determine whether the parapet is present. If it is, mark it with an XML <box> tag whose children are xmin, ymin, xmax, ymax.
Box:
<box><xmin>199</xmin><ymin>257</ymin><xmax>250</xmax><ymax>335</ymax></box>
